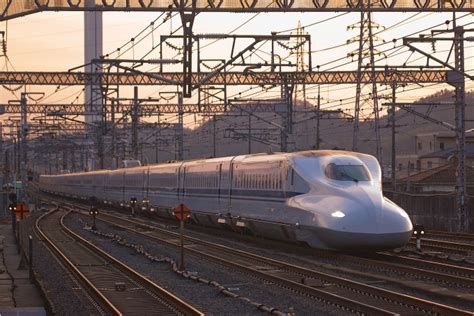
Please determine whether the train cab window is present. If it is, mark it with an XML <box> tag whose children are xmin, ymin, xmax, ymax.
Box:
<box><xmin>324</xmin><ymin>163</ymin><xmax>370</xmax><ymax>182</ymax></box>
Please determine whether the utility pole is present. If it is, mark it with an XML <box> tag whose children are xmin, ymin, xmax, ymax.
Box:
<box><xmin>132</xmin><ymin>86</ymin><xmax>139</xmax><ymax>160</ymax></box>
<box><xmin>281</xmin><ymin>75</ymin><xmax>294</xmax><ymax>152</ymax></box>
<box><xmin>111</xmin><ymin>99</ymin><xmax>117</xmax><ymax>168</ymax></box>
<box><xmin>316</xmin><ymin>85</ymin><xmax>321</xmax><ymax>150</ymax></box>
<box><xmin>155</xmin><ymin>113</ymin><xmax>160</xmax><ymax>163</ymax></box>
<box><xmin>402</xmin><ymin>23</ymin><xmax>472</xmax><ymax>231</ymax></box>
<box><xmin>19</xmin><ymin>93</ymin><xmax>27</xmax><ymax>184</ymax></box>
<box><xmin>4</xmin><ymin>149</ymin><xmax>10</xmax><ymax>184</ymax></box>
<box><xmin>293</xmin><ymin>21</ymin><xmax>308</xmax><ymax>108</ymax></box>
<box><xmin>176</xmin><ymin>92</ymin><xmax>184</xmax><ymax>161</ymax></box>
<box><xmin>97</xmin><ymin>124</ymin><xmax>104</xmax><ymax>169</ymax></box>
<box><xmin>212</xmin><ymin>115</ymin><xmax>217</xmax><ymax>157</ymax></box>
<box><xmin>390</xmin><ymin>83</ymin><xmax>397</xmax><ymax>189</ymax></box>
<box><xmin>248</xmin><ymin>114</ymin><xmax>252</xmax><ymax>154</ymax></box>
<box><xmin>349</xmin><ymin>10</ymin><xmax>384</xmax><ymax>164</ymax></box>
<box><xmin>453</xmin><ymin>25</ymin><xmax>467</xmax><ymax>232</ymax></box>
<box><xmin>179</xmin><ymin>9</ymin><xmax>195</xmax><ymax>97</ymax></box>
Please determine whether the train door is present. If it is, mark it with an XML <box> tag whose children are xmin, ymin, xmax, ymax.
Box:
<box><xmin>144</xmin><ymin>167</ymin><xmax>150</xmax><ymax>200</ymax></box>
<box><xmin>285</xmin><ymin>163</ymin><xmax>294</xmax><ymax>198</ymax></box>
<box><xmin>122</xmin><ymin>170</ymin><xmax>127</xmax><ymax>202</ymax></box>
<box><xmin>219</xmin><ymin>162</ymin><xmax>230</xmax><ymax>214</ymax></box>
<box><xmin>217</xmin><ymin>163</ymin><xmax>222</xmax><ymax>201</ymax></box>
<box><xmin>227</xmin><ymin>157</ymin><xmax>238</xmax><ymax>213</ymax></box>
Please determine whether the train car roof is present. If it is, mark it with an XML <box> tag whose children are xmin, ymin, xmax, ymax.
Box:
<box><xmin>294</xmin><ymin>150</ymin><xmax>374</xmax><ymax>158</ymax></box>
<box><xmin>39</xmin><ymin>150</ymin><xmax>376</xmax><ymax>178</ymax></box>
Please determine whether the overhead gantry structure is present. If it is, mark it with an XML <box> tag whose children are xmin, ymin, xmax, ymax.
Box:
<box><xmin>1</xmin><ymin>0</ymin><xmax>472</xmax><ymax>20</ymax></box>
<box><xmin>0</xmin><ymin>69</ymin><xmax>449</xmax><ymax>86</ymax></box>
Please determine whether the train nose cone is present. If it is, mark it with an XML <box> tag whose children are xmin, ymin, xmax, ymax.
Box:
<box><xmin>324</xmin><ymin>200</ymin><xmax>412</xmax><ymax>250</ymax></box>
<box><xmin>303</xmin><ymin>195</ymin><xmax>412</xmax><ymax>251</ymax></box>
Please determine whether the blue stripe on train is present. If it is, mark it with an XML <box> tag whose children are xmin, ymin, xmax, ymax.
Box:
<box><xmin>106</xmin><ymin>187</ymin><xmax>302</xmax><ymax>200</ymax></box>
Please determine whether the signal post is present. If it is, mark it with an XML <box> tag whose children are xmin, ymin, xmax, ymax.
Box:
<box><xmin>174</xmin><ymin>203</ymin><xmax>190</xmax><ymax>271</ymax></box>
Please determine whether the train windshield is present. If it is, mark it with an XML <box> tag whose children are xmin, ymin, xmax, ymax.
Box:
<box><xmin>324</xmin><ymin>163</ymin><xmax>370</xmax><ymax>182</ymax></box>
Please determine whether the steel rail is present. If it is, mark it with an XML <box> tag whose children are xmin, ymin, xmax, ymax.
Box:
<box><xmin>66</xmin><ymin>207</ymin><xmax>394</xmax><ymax>316</ymax></box>
<box><xmin>372</xmin><ymin>253</ymin><xmax>474</xmax><ymax>285</ymax></box>
<box><xmin>425</xmin><ymin>231</ymin><xmax>474</xmax><ymax>243</ymax></box>
<box><xmin>37</xmin><ymin>207</ymin><xmax>204</xmax><ymax>316</ymax></box>
<box><xmin>35</xmin><ymin>208</ymin><xmax>121</xmax><ymax>316</ymax></box>
<box><xmin>59</xmin><ymin>211</ymin><xmax>204</xmax><ymax>316</ymax></box>
<box><xmin>292</xmin><ymin>249</ymin><xmax>474</xmax><ymax>289</ymax></box>
<box><xmin>75</xmin><ymin>206</ymin><xmax>472</xmax><ymax>316</ymax></box>
<box><xmin>408</xmin><ymin>238</ymin><xmax>474</xmax><ymax>256</ymax></box>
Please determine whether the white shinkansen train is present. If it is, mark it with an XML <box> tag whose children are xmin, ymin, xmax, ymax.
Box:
<box><xmin>39</xmin><ymin>150</ymin><xmax>413</xmax><ymax>251</ymax></box>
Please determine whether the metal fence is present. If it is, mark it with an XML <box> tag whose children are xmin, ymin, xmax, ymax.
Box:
<box><xmin>385</xmin><ymin>191</ymin><xmax>473</xmax><ymax>232</ymax></box>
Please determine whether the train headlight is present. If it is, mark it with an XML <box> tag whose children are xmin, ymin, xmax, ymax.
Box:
<box><xmin>331</xmin><ymin>210</ymin><xmax>345</xmax><ymax>218</ymax></box>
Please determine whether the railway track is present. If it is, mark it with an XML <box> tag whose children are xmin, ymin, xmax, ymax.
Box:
<box><xmin>65</xmin><ymin>204</ymin><xmax>473</xmax><ymax>316</ymax></box>
<box><xmin>426</xmin><ymin>231</ymin><xmax>474</xmax><ymax>242</ymax></box>
<box><xmin>290</xmin><ymin>249</ymin><xmax>474</xmax><ymax>291</ymax></box>
<box><xmin>371</xmin><ymin>252</ymin><xmax>474</xmax><ymax>285</ymax></box>
<box><xmin>36</xmin><ymin>207</ymin><xmax>203</xmax><ymax>316</ymax></box>
<box><xmin>408</xmin><ymin>238</ymin><xmax>474</xmax><ymax>256</ymax></box>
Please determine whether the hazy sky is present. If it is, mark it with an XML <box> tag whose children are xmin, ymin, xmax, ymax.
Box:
<box><xmin>1</xmin><ymin>10</ymin><xmax>472</xmax><ymax>127</ymax></box>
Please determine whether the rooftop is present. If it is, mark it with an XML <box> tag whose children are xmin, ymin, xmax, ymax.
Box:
<box><xmin>418</xmin><ymin>143</ymin><xmax>474</xmax><ymax>159</ymax></box>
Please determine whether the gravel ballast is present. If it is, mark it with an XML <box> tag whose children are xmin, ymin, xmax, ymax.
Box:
<box><xmin>65</xmin><ymin>212</ymin><xmax>339</xmax><ymax>316</ymax></box>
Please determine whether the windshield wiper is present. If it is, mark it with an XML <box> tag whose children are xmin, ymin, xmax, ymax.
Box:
<box><xmin>341</xmin><ymin>171</ymin><xmax>359</xmax><ymax>183</ymax></box>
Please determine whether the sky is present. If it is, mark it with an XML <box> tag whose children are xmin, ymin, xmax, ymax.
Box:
<box><xmin>0</xmin><ymin>10</ymin><xmax>473</xmax><ymax>130</ymax></box>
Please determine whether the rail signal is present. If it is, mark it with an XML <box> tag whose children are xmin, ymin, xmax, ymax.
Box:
<box><xmin>8</xmin><ymin>203</ymin><xmax>16</xmax><ymax>212</ymax></box>
<box><xmin>130</xmin><ymin>197</ymin><xmax>137</xmax><ymax>217</ymax></box>
<box><xmin>11</xmin><ymin>203</ymin><xmax>29</xmax><ymax>220</ymax></box>
<box><xmin>413</xmin><ymin>224</ymin><xmax>425</xmax><ymax>252</ymax></box>
<box><xmin>89</xmin><ymin>206</ymin><xmax>99</xmax><ymax>231</ymax></box>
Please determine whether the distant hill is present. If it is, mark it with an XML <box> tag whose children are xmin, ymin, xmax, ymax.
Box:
<box><xmin>142</xmin><ymin>89</ymin><xmax>473</xmax><ymax>168</ymax></box>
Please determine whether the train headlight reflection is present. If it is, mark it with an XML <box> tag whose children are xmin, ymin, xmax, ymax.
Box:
<box><xmin>331</xmin><ymin>210</ymin><xmax>345</xmax><ymax>218</ymax></box>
